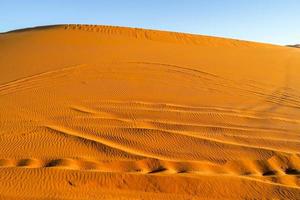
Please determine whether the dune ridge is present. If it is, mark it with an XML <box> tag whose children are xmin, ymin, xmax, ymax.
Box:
<box><xmin>2</xmin><ymin>24</ymin><xmax>272</xmax><ymax>47</ymax></box>
<box><xmin>0</xmin><ymin>24</ymin><xmax>300</xmax><ymax>199</ymax></box>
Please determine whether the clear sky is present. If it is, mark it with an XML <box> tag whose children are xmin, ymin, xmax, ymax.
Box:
<box><xmin>0</xmin><ymin>0</ymin><xmax>299</xmax><ymax>45</ymax></box>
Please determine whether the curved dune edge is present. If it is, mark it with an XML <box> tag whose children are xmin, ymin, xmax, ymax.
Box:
<box><xmin>1</xmin><ymin>25</ymin><xmax>300</xmax><ymax>199</ymax></box>
<box><xmin>1</xmin><ymin>24</ymin><xmax>283</xmax><ymax>47</ymax></box>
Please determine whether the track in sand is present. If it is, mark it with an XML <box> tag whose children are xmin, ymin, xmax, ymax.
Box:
<box><xmin>1</xmin><ymin>24</ymin><xmax>300</xmax><ymax>199</ymax></box>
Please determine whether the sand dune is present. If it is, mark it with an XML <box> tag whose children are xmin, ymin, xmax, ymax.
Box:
<box><xmin>0</xmin><ymin>24</ymin><xmax>300</xmax><ymax>199</ymax></box>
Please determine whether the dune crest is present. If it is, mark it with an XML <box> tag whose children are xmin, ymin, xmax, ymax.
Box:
<box><xmin>1</xmin><ymin>25</ymin><xmax>300</xmax><ymax>199</ymax></box>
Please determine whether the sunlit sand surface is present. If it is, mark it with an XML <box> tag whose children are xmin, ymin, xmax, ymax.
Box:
<box><xmin>1</xmin><ymin>25</ymin><xmax>300</xmax><ymax>199</ymax></box>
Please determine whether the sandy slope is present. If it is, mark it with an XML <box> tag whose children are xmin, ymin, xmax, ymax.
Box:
<box><xmin>0</xmin><ymin>24</ymin><xmax>300</xmax><ymax>199</ymax></box>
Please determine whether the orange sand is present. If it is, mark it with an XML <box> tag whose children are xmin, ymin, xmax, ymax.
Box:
<box><xmin>0</xmin><ymin>25</ymin><xmax>300</xmax><ymax>199</ymax></box>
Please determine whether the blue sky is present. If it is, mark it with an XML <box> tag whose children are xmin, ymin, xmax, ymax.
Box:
<box><xmin>0</xmin><ymin>0</ymin><xmax>299</xmax><ymax>45</ymax></box>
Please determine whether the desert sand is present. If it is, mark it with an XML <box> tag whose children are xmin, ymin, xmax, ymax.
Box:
<box><xmin>0</xmin><ymin>24</ymin><xmax>300</xmax><ymax>199</ymax></box>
